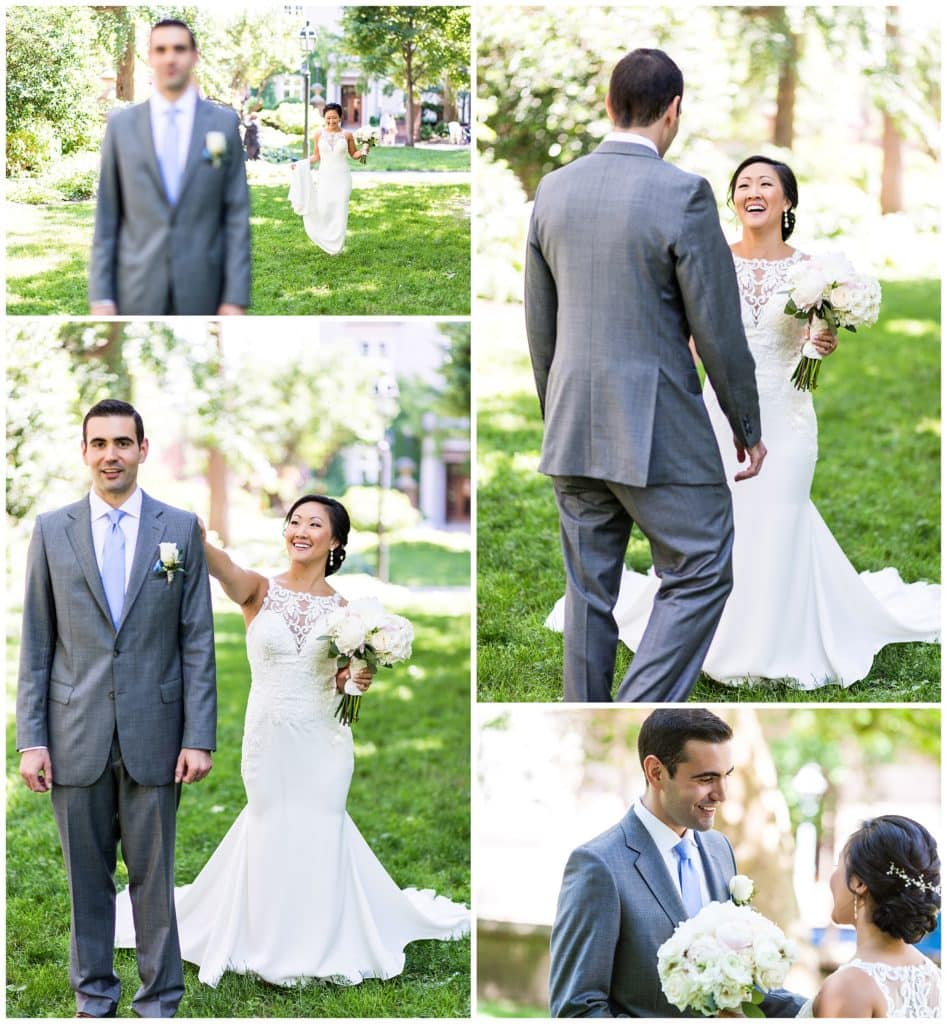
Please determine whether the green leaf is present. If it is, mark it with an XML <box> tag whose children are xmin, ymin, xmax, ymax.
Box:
<box><xmin>741</xmin><ymin>1002</ymin><xmax>766</xmax><ymax>1017</ymax></box>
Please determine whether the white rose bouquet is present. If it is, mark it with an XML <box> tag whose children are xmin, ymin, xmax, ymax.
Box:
<box><xmin>319</xmin><ymin>597</ymin><xmax>414</xmax><ymax>726</ymax></box>
<box><xmin>784</xmin><ymin>251</ymin><xmax>881</xmax><ymax>391</ymax></box>
<box><xmin>657</xmin><ymin>898</ymin><xmax>796</xmax><ymax>1018</ymax></box>
<box><xmin>353</xmin><ymin>126</ymin><xmax>379</xmax><ymax>163</ymax></box>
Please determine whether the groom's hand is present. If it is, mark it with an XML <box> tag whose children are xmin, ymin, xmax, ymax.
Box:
<box><xmin>90</xmin><ymin>301</ymin><xmax>118</xmax><ymax>316</ymax></box>
<box><xmin>216</xmin><ymin>304</ymin><xmax>245</xmax><ymax>316</ymax></box>
<box><xmin>733</xmin><ymin>438</ymin><xmax>767</xmax><ymax>482</ymax></box>
<box><xmin>20</xmin><ymin>748</ymin><xmax>53</xmax><ymax>792</ymax></box>
<box><xmin>175</xmin><ymin>748</ymin><xmax>213</xmax><ymax>784</ymax></box>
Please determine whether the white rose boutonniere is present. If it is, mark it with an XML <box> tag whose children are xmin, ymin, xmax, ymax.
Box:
<box><xmin>729</xmin><ymin>874</ymin><xmax>755</xmax><ymax>906</ymax></box>
<box><xmin>203</xmin><ymin>131</ymin><xmax>227</xmax><ymax>167</ymax></box>
<box><xmin>154</xmin><ymin>542</ymin><xmax>185</xmax><ymax>584</ymax></box>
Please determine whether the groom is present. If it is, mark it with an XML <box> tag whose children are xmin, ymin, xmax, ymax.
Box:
<box><xmin>549</xmin><ymin>709</ymin><xmax>803</xmax><ymax>1018</ymax></box>
<box><xmin>89</xmin><ymin>18</ymin><xmax>250</xmax><ymax>315</ymax></box>
<box><xmin>525</xmin><ymin>49</ymin><xmax>765</xmax><ymax>703</ymax></box>
<box><xmin>17</xmin><ymin>399</ymin><xmax>217</xmax><ymax>1017</ymax></box>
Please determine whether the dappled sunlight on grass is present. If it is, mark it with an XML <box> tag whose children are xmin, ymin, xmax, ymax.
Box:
<box><xmin>915</xmin><ymin>417</ymin><xmax>940</xmax><ymax>436</ymax></box>
<box><xmin>5</xmin><ymin>179</ymin><xmax>470</xmax><ymax>315</ymax></box>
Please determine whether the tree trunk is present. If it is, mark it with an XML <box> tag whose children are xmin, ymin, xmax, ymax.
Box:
<box><xmin>880</xmin><ymin>9</ymin><xmax>904</xmax><ymax>213</ymax></box>
<box><xmin>772</xmin><ymin>31</ymin><xmax>799</xmax><ymax>148</ymax></box>
<box><xmin>115</xmin><ymin>25</ymin><xmax>135</xmax><ymax>101</ymax></box>
<box><xmin>404</xmin><ymin>46</ymin><xmax>415</xmax><ymax>147</ymax></box>
<box><xmin>206</xmin><ymin>446</ymin><xmax>230</xmax><ymax>546</ymax></box>
<box><xmin>442</xmin><ymin>74</ymin><xmax>457</xmax><ymax>123</ymax></box>
<box><xmin>206</xmin><ymin>322</ymin><xmax>229</xmax><ymax>545</ymax></box>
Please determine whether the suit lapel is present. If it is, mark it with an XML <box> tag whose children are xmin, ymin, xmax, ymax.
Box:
<box><xmin>696</xmin><ymin>832</ymin><xmax>733</xmax><ymax>903</ymax></box>
<box><xmin>177</xmin><ymin>99</ymin><xmax>213</xmax><ymax>202</ymax></box>
<box><xmin>622</xmin><ymin>806</ymin><xmax>686</xmax><ymax>928</ymax></box>
<box><xmin>137</xmin><ymin>101</ymin><xmax>168</xmax><ymax>202</ymax></box>
<box><xmin>64</xmin><ymin>500</ymin><xmax>113</xmax><ymax>628</ymax></box>
<box><xmin>117</xmin><ymin>492</ymin><xmax>164</xmax><ymax>633</ymax></box>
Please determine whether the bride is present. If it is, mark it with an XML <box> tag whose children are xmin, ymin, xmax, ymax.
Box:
<box><xmin>801</xmin><ymin>815</ymin><xmax>940</xmax><ymax>1017</ymax></box>
<box><xmin>115</xmin><ymin>494</ymin><xmax>468</xmax><ymax>986</ymax></box>
<box><xmin>548</xmin><ymin>155</ymin><xmax>939</xmax><ymax>689</ymax></box>
<box><xmin>289</xmin><ymin>102</ymin><xmax>368</xmax><ymax>255</ymax></box>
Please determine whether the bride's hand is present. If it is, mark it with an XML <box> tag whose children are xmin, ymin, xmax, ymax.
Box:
<box><xmin>335</xmin><ymin>665</ymin><xmax>374</xmax><ymax>693</ymax></box>
<box><xmin>196</xmin><ymin>516</ymin><xmax>207</xmax><ymax>542</ymax></box>
<box><xmin>807</xmin><ymin>324</ymin><xmax>837</xmax><ymax>356</ymax></box>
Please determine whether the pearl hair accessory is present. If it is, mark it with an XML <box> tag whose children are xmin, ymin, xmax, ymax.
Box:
<box><xmin>887</xmin><ymin>862</ymin><xmax>941</xmax><ymax>895</ymax></box>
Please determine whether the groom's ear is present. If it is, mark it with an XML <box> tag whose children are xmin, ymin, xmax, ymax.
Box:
<box><xmin>642</xmin><ymin>753</ymin><xmax>665</xmax><ymax>787</ymax></box>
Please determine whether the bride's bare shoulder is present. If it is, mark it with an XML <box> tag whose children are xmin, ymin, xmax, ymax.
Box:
<box><xmin>812</xmin><ymin>964</ymin><xmax>884</xmax><ymax>1018</ymax></box>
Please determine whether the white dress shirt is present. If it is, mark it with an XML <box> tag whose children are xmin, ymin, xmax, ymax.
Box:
<box><xmin>90</xmin><ymin>486</ymin><xmax>143</xmax><ymax>588</ymax></box>
<box><xmin>634</xmin><ymin>797</ymin><xmax>712</xmax><ymax>906</ymax></box>
<box><xmin>602</xmin><ymin>130</ymin><xmax>659</xmax><ymax>155</ymax></box>
<box><xmin>150</xmin><ymin>85</ymin><xmax>199</xmax><ymax>179</ymax></box>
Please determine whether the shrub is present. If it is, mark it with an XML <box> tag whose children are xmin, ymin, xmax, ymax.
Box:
<box><xmin>56</xmin><ymin>169</ymin><xmax>97</xmax><ymax>201</ymax></box>
<box><xmin>6</xmin><ymin>121</ymin><xmax>61</xmax><ymax>174</ymax></box>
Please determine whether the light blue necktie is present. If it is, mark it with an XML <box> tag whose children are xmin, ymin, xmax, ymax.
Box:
<box><xmin>673</xmin><ymin>837</ymin><xmax>704</xmax><ymax>919</ymax></box>
<box><xmin>101</xmin><ymin>509</ymin><xmax>126</xmax><ymax>629</ymax></box>
<box><xmin>159</xmin><ymin>106</ymin><xmax>182</xmax><ymax>205</ymax></box>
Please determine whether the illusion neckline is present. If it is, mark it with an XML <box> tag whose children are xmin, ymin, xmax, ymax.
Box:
<box><xmin>732</xmin><ymin>250</ymin><xmax>803</xmax><ymax>266</ymax></box>
<box><xmin>268</xmin><ymin>577</ymin><xmax>339</xmax><ymax>602</ymax></box>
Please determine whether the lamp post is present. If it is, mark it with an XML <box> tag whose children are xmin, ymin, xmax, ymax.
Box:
<box><xmin>373</xmin><ymin>370</ymin><xmax>400</xmax><ymax>583</ymax></box>
<box><xmin>298</xmin><ymin>20</ymin><xmax>316</xmax><ymax>159</ymax></box>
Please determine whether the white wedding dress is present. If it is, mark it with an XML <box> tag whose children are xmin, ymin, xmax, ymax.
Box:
<box><xmin>797</xmin><ymin>957</ymin><xmax>941</xmax><ymax>1017</ymax></box>
<box><xmin>546</xmin><ymin>251</ymin><xmax>940</xmax><ymax>688</ymax></box>
<box><xmin>115</xmin><ymin>580</ymin><xmax>468</xmax><ymax>987</ymax></box>
<box><xmin>288</xmin><ymin>131</ymin><xmax>354</xmax><ymax>255</ymax></box>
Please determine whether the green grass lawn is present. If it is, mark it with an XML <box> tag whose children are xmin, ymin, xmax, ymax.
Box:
<box><xmin>270</xmin><ymin>144</ymin><xmax>470</xmax><ymax>173</ymax></box>
<box><xmin>476</xmin><ymin>281</ymin><xmax>941</xmax><ymax>703</ymax></box>
<box><xmin>5</xmin><ymin>181</ymin><xmax>470</xmax><ymax>316</ymax></box>
<box><xmin>6</xmin><ymin>606</ymin><xmax>470</xmax><ymax>1018</ymax></box>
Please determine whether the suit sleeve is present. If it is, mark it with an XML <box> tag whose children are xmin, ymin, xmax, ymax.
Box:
<box><xmin>549</xmin><ymin>847</ymin><xmax>619</xmax><ymax>1017</ymax></box>
<box><xmin>16</xmin><ymin>518</ymin><xmax>56</xmax><ymax>750</ymax></box>
<box><xmin>88</xmin><ymin>114</ymin><xmax>121</xmax><ymax>305</ymax></box>
<box><xmin>524</xmin><ymin>179</ymin><xmax>558</xmax><ymax>420</ymax></box>
<box><xmin>674</xmin><ymin>177</ymin><xmax>761</xmax><ymax>448</ymax></box>
<box><xmin>178</xmin><ymin>515</ymin><xmax>217</xmax><ymax>750</ymax></box>
<box><xmin>219</xmin><ymin>112</ymin><xmax>251</xmax><ymax>309</ymax></box>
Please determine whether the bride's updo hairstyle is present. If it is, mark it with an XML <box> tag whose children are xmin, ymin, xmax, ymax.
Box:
<box><xmin>727</xmin><ymin>154</ymin><xmax>799</xmax><ymax>241</ymax></box>
<box><xmin>323</xmin><ymin>102</ymin><xmax>343</xmax><ymax>120</ymax></box>
<box><xmin>283</xmin><ymin>494</ymin><xmax>351</xmax><ymax>577</ymax></box>
<box><xmin>843</xmin><ymin>814</ymin><xmax>941</xmax><ymax>944</ymax></box>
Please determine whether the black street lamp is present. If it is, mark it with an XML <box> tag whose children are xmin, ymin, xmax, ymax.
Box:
<box><xmin>298</xmin><ymin>21</ymin><xmax>316</xmax><ymax>159</ymax></box>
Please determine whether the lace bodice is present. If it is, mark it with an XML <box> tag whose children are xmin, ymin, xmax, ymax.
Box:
<box><xmin>798</xmin><ymin>957</ymin><xmax>941</xmax><ymax>1018</ymax></box>
<box><xmin>243</xmin><ymin>580</ymin><xmax>345</xmax><ymax>737</ymax></box>
<box><xmin>733</xmin><ymin>251</ymin><xmax>810</xmax><ymax>389</ymax></box>
<box><xmin>317</xmin><ymin>130</ymin><xmax>353</xmax><ymax>171</ymax></box>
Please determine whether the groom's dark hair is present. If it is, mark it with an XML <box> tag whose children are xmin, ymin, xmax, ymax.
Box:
<box><xmin>82</xmin><ymin>399</ymin><xmax>144</xmax><ymax>446</ymax></box>
<box><xmin>608</xmin><ymin>48</ymin><xmax>683</xmax><ymax>128</ymax></box>
<box><xmin>638</xmin><ymin>709</ymin><xmax>732</xmax><ymax>778</ymax></box>
<box><xmin>151</xmin><ymin>18</ymin><xmax>197</xmax><ymax>49</ymax></box>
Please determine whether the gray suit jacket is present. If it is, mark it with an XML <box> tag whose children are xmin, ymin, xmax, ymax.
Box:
<box><xmin>16</xmin><ymin>492</ymin><xmax>217</xmax><ymax>788</ymax></box>
<box><xmin>89</xmin><ymin>97</ymin><xmax>251</xmax><ymax>314</ymax></box>
<box><xmin>525</xmin><ymin>142</ymin><xmax>761</xmax><ymax>488</ymax></box>
<box><xmin>549</xmin><ymin>806</ymin><xmax>803</xmax><ymax>1018</ymax></box>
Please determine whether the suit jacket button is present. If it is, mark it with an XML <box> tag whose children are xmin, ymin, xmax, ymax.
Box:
<box><xmin>108</xmin><ymin>691</ymin><xmax>115</xmax><ymax>700</ymax></box>
<box><xmin>113</xmin><ymin>648</ymin><xmax>119</xmax><ymax>656</ymax></box>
